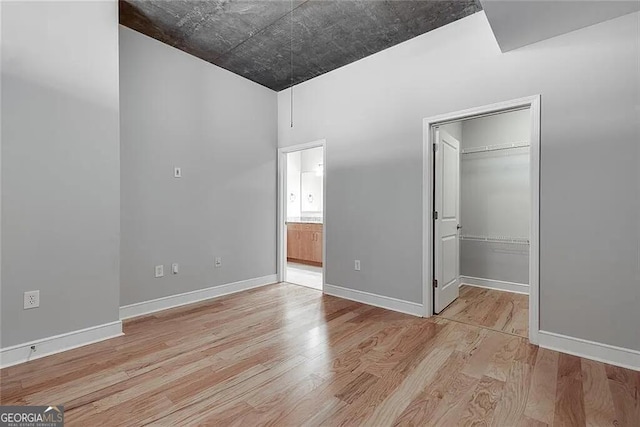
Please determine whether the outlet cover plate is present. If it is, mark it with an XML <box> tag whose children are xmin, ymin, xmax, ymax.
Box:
<box><xmin>214</xmin><ymin>257</ymin><xmax>222</xmax><ymax>268</ymax></box>
<box><xmin>155</xmin><ymin>265</ymin><xmax>164</xmax><ymax>278</ymax></box>
<box><xmin>24</xmin><ymin>290</ymin><xmax>40</xmax><ymax>309</ymax></box>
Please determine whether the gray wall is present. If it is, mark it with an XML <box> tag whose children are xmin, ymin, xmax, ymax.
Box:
<box><xmin>1</xmin><ymin>1</ymin><xmax>121</xmax><ymax>347</ymax></box>
<box><xmin>460</xmin><ymin>110</ymin><xmax>530</xmax><ymax>284</ymax></box>
<box><xmin>119</xmin><ymin>27</ymin><xmax>277</xmax><ymax>306</ymax></box>
<box><xmin>460</xmin><ymin>240</ymin><xmax>529</xmax><ymax>284</ymax></box>
<box><xmin>277</xmin><ymin>11</ymin><xmax>640</xmax><ymax>351</ymax></box>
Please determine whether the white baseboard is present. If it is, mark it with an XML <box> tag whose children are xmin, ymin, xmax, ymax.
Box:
<box><xmin>119</xmin><ymin>274</ymin><xmax>278</xmax><ymax>320</ymax></box>
<box><xmin>460</xmin><ymin>276</ymin><xmax>529</xmax><ymax>295</ymax></box>
<box><xmin>0</xmin><ymin>321</ymin><xmax>123</xmax><ymax>369</ymax></box>
<box><xmin>324</xmin><ymin>283</ymin><xmax>424</xmax><ymax>317</ymax></box>
<box><xmin>539</xmin><ymin>330</ymin><xmax>640</xmax><ymax>372</ymax></box>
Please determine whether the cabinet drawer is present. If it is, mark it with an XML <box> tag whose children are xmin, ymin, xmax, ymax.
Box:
<box><xmin>287</xmin><ymin>223</ymin><xmax>323</xmax><ymax>232</ymax></box>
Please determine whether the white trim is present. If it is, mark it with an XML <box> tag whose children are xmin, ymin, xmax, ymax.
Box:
<box><xmin>539</xmin><ymin>330</ymin><xmax>640</xmax><ymax>372</ymax></box>
<box><xmin>422</xmin><ymin>95</ymin><xmax>541</xmax><ymax>345</ymax></box>
<box><xmin>0</xmin><ymin>321</ymin><xmax>123</xmax><ymax>369</ymax></box>
<box><xmin>119</xmin><ymin>274</ymin><xmax>277</xmax><ymax>320</ymax></box>
<box><xmin>460</xmin><ymin>276</ymin><xmax>529</xmax><ymax>295</ymax></box>
<box><xmin>528</xmin><ymin>99</ymin><xmax>541</xmax><ymax>345</ymax></box>
<box><xmin>277</xmin><ymin>140</ymin><xmax>326</xmax><ymax>291</ymax></box>
<box><xmin>324</xmin><ymin>283</ymin><xmax>424</xmax><ymax>317</ymax></box>
<box><xmin>422</xmin><ymin>120</ymin><xmax>432</xmax><ymax>318</ymax></box>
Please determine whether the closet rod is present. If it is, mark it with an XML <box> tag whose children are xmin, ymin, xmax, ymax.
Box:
<box><xmin>461</xmin><ymin>142</ymin><xmax>530</xmax><ymax>154</ymax></box>
<box><xmin>460</xmin><ymin>235</ymin><xmax>530</xmax><ymax>245</ymax></box>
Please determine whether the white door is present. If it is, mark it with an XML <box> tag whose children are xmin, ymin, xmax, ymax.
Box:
<box><xmin>434</xmin><ymin>128</ymin><xmax>461</xmax><ymax>313</ymax></box>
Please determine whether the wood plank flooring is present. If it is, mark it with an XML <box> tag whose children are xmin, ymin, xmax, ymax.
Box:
<box><xmin>438</xmin><ymin>285</ymin><xmax>529</xmax><ymax>337</ymax></box>
<box><xmin>1</xmin><ymin>283</ymin><xmax>638</xmax><ymax>426</ymax></box>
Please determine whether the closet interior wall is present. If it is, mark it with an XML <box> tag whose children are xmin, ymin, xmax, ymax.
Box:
<box><xmin>459</xmin><ymin>109</ymin><xmax>531</xmax><ymax>290</ymax></box>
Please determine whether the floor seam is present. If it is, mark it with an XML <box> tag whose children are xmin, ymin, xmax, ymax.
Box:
<box><xmin>434</xmin><ymin>315</ymin><xmax>528</xmax><ymax>340</ymax></box>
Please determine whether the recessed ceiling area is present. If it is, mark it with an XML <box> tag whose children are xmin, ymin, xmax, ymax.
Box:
<box><xmin>120</xmin><ymin>0</ymin><xmax>482</xmax><ymax>91</ymax></box>
<box><xmin>481</xmin><ymin>0</ymin><xmax>640</xmax><ymax>52</ymax></box>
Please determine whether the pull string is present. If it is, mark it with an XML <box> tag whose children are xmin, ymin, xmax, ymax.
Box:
<box><xmin>290</xmin><ymin>0</ymin><xmax>294</xmax><ymax>128</ymax></box>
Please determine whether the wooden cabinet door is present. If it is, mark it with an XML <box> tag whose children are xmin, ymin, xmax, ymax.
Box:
<box><xmin>299</xmin><ymin>230</ymin><xmax>313</xmax><ymax>262</ymax></box>
<box><xmin>287</xmin><ymin>223</ymin><xmax>322</xmax><ymax>265</ymax></box>
<box><xmin>287</xmin><ymin>228</ymin><xmax>300</xmax><ymax>260</ymax></box>
<box><xmin>311</xmin><ymin>231</ymin><xmax>323</xmax><ymax>264</ymax></box>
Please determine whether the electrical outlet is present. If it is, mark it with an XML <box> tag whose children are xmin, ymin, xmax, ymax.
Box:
<box><xmin>172</xmin><ymin>263</ymin><xmax>179</xmax><ymax>274</ymax></box>
<box><xmin>354</xmin><ymin>260</ymin><xmax>361</xmax><ymax>271</ymax></box>
<box><xmin>24</xmin><ymin>291</ymin><xmax>40</xmax><ymax>309</ymax></box>
<box><xmin>174</xmin><ymin>167</ymin><xmax>182</xmax><ymax>178</ymax></box>
<box><xmin>214</xmin><ymin>257</ymin><xmax>222</xmax><ymax>268</ymax></box>
<box><xmin>155</xmin><ymin>265</ymin><xmax>164</xmax><ymax>278</ymax></box>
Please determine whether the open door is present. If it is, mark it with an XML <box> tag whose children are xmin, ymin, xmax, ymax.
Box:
<box><xmin>434</xmin><ymin>128</ymin><xmax>461</xmax><ymax>313</ymax></box>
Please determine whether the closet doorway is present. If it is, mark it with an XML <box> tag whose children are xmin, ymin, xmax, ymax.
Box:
<box><xmin>277</xmin><ymin>141</ymin><xmax>326</xmax><ymax>291</ymax></box>
<box><xmin>423</xmin><ymin>96</ymin><xmax>540</xmax><ymax>343</ymax></box>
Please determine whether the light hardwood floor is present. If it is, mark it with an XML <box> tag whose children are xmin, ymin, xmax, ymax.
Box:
<box><xmin>438</xmin><ymin>285</ymin><xmax>529</xmax><ymax>338</ymax></box>
<box><xmin>1</xmin><ymin>283</ymin><xmax>638</xmax><ymax>426</ymax></box>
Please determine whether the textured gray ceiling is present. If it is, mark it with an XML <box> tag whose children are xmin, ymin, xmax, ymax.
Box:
<box><xmin>120</xmin><ymin>1</ymin><xmax>482</xmax><ymax>91</ymax></box>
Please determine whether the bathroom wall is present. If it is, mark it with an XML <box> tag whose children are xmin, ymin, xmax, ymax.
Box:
<box><xmin>286</xmin><ymin>151</ymin><xmax>302</xmax><ymax>219</ymax></box>
<box><xmin>287</xmin><ymin>147</ymin><xmax>323</xmax><ymax>221</ymax></box>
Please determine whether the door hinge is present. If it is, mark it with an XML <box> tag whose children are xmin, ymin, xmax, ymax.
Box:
<box><xmin>433</xmin><ymin>279</ymin><xmax>438</xmax><ymax>288</ymax></box>
<box><xmin>433</xmin><ymin>211</ymin><xmax>438</xmax><ymax>220</ymax></box>
<box><xmin>433</xmin><ymin>143</ymin><xmax>438</xmax><ymax>152</ymax></box>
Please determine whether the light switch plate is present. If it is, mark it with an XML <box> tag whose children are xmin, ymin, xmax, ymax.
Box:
<box><xmin>174</xmin><ymin>167</ymin><xmax>182</xmax><ymax>178</ymax></box>
<box><xmin>155</xmin><ymin>265</ymin><xmax>164</xmax><ymax>278</ymax></box>
<box><xmin>354</xmin><ymin>260</ymin><xmax>361</xmax><ymax>271</ymax></box>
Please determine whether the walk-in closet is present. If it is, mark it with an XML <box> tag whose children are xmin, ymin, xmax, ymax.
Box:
<box><xmin>436</xmin><ymin>108</ymin><xmax>532</xmax><ymax>337</ymax></box>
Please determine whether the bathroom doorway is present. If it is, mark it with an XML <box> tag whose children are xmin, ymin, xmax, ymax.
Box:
<box><xmin>277</xmin><ymin>141</ymin><xmax>326</xmax><ymax>290</ymax></box>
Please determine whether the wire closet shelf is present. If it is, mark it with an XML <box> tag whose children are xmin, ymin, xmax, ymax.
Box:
<box><xmin>461</xmin><ymin>142</ymin><xmax>530</xmax><ymax>155</ymax></box>
<box><xmin>460</xmin><ymin>235</ymin><xmax>530</xmax><ymax>245</ymax></box>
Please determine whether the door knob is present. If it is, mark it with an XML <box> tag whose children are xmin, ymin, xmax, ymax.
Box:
<box><xmin>457</xmin><ymin>224</ymin><xmax>462</xmax><ymax>230</ymax></box>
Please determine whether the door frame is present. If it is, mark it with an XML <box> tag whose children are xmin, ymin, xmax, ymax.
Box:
<box><xmin>277</xmin><ymin>140</ymin><xmax>327</xmax><ymax>291</ymax></box>
<box><xmin>422</xmin><ymin>95</ymin><xmax>541</xmax><ymax>344</ymax></box>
